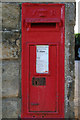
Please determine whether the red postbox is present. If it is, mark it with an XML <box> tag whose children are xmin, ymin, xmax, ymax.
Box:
<box><xmin>21</xmin><ymin>3</ymin><xmax>65</xmax><ymax>119</ymax></box>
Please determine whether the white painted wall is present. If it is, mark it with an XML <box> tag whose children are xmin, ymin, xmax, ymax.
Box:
<box><xmin>75</xmin><ymin>61</ymin><xmax>80</xmax><ymax>118</ymax></box>
<box><xmin>75</xmin><ymin>0</ymin><xmax>80</xmax><ymax>33</ymax></box>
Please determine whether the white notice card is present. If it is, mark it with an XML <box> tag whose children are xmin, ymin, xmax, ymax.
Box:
<box><xmin>36</xmin><ymin>45</ymin><xmax>49</xmax><ymax>73</ymax></box>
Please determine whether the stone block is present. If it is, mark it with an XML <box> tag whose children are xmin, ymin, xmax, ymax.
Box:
<box><xmin>2</xmin><ymin>32</ymin><xmax>20</xmax><ymax>59</ymax></box>
<box><xmin>0</xmin><ymin>31</ymin><xmax>2</xmax><ymax>43</ymax></box>
<box><xmin>0</xmin><ymin>43</ymin><xmax>2</xmax><ymax>60</ymax></box>
<box><xmin>2</xmin><ymin>3</ymin><xmax>20</xmax><ymax>30</ymax></box>
<box><xmin>2</xmin><ymin>98</ymin><xmax>21</xmax><ymax>118</ymax></box>
<box><xmin>2</xmin><ymin>60</ymin><xmax>19</xmax><ymax>98</ymax></box>
<box><xmin>0</xmin><ymin>3</ymin><xmax>2</xmax><ymax>31</ymax></box>
<box><xmin>65</xmin><ymin>19</ymin><xmax>75</xmax><ymax>118</ymax></box>
<box><xmin>0</xmin><ymin>98</ymin><xmax>2</xmax><ymax>119</ymax></box>
<box><xmin>65</xmin><ymin>3</ymin><xmax>76</xmax><ymax>25</ymax></box>
<box><xmin>0</xmin><ymin>20</ymin><xmax>2</xmax><ymax>31</ymax></box>
<box><xmin>0</xmin><ymin>60</ymin><xmax>2</xmax><ymax>98</ymax></box>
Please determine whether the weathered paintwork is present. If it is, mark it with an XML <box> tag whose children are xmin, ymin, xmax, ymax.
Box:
<box><xmin>21</xmin><ymin>3</ymin><xmax>65</xmax><ymax>119</ymax></box>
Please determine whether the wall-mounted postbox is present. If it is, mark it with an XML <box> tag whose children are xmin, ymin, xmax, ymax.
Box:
<box><xmin>21</xmin><ymin>3</ymin><xmax>65</xmax><ymax>119</ymax></box>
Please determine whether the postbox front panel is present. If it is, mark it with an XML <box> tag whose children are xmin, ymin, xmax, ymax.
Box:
<box><xmin>22</xmin><ymin>3</ymin><xmax>65</xmax><ymax>118</ymax></box>
<box><xmin>30</xmin><ymin>45</ymin><xmax>57</xmax><ymax>112</ymax></box>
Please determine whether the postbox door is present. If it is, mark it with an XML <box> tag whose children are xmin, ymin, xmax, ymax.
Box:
<box><xmin>29</xmin><ymin>44</ymin><xmax>58</xmax><ymax>112</ymax></box>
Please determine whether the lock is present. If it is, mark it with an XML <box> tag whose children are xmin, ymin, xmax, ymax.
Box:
<box><xmin>32</xmin><ymin>77</ymin><xmax>46</xmax><ymax>86</ymax></box>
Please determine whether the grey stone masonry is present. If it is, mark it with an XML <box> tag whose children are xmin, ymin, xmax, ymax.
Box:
<box><xmin>2</xmin><ymin>3</ymin><xmax>20</xmax><ymax>31</ymax></box>
<box><xmin>2</xmin><ymin>98</ymin><xmax>21</xmax><ymax>118</ymax></box>
<box><xmin>2</xmin><ymin>31</ymin><xmax>20</xmax><ymax>59</ymax></box>
<box><xmin>2</xmin><ymin>2</ymin><xmax>21</xmax><ymax>119</ymax></box>
<box><xmin>2</xmin><ymin>60</ymin><xmax>19</xmax><ymax>98</ymax></box>
<box><xmin>65</xmin><ymin>2</ymin><xmax>76</xmax><ymax>118</ymax></box>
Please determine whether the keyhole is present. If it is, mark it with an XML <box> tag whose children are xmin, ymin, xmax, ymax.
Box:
<box><xmin>35</xmin><ymin>81</ymin><xmax>37</xmax><ymax>85</ymax></box>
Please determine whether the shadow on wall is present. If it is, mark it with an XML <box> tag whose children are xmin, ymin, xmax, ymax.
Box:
<box><xmin>75</xmin><ymin>34</ymin><xmax>80</xmax><ymax>60</ymax></box>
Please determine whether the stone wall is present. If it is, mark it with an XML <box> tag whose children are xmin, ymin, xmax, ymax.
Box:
<box><xmin>2</xmin><ymin>2</ymin><xmax>76</xmax><ymax>118</ymax></box>
<box><xmin>2</xmin><ymin>3</ymin><xmax>21</xmax><ymax>118</ymax></box>
<box><xmin>65</xmin><ymin>3</ymin><xmax>76</xmax><ymax>118</ymax></box>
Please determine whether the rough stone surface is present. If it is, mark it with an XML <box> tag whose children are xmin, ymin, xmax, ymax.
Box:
<box><xmin>2</xmin><ymin>32</ymin><xmax>20</xmax><ymax>59</ymax></box>
<box><xmin>0</xmin><ymin>43</ymin><xmax>2</xmax><ymax>60</ymax></box>
<box><xmin>0</xmin><ymin>31</ymin><xmax>2</xmax><ymax>43</ymax></box>
<box><xmin>2</xmin><ymin>98</ymin><xmax>21</xmax><ymax>118</ymax></box>
<box><xmin>65</xmin><ymin>3</ymin><xmax>76</xmax><ymax>118</ymax></box>
<box><xmin>0</xmin><ymin>3</ymin><xmax>2</xmax><ymax>32</ymax></box>
<box><xmin>65</xmin><ymin>26</ymin><xmax>75</xmax><ymax>118</ymax></box>
<box><xmin>65</xmin><ymin>3</ymin><xmax>76</xmax><ymax>25</ymax></box>
<box><xmin>2</xmin><ymin>60</ymin><xmax>19</xmax><ymax>98</ymax></box>
<box><xmin>0</xmin><ymin>60</ymin><xmax>2</xmax><ymax>93</ymax></box>
<box><xmin>2</xmin><ymin>3</ymin><xmax>20</xmax><ymax>30</ymax></box>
